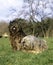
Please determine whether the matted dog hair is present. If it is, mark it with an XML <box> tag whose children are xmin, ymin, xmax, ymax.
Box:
<box><xmin>8</xmin><ymin>20</ymin><xmax>26</xmax><ymax>50</ymax></box>
<box><xmin>21</xmin><ymin>35</ymin><xmax>48</xmax><ymax>54</ymax></box>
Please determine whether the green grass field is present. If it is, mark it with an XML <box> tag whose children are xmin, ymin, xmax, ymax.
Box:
<box><xmin>0</xmin><ymin>37</ymin><xmax>53</xmax><ymax>65</ymax></box>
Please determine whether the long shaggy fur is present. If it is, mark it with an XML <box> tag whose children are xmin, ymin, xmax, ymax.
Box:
<box><xmin>8</xmin><ymin>20</ymin><xmax>48</xmax><ymax>54</ymax></box>
<box><xmin>8</xmin><ymin>20</ymin><xmax>26</xmax><ymax>50</ymax></box>
<box><xmin>21</xmin><ymin>35</ymin><xmax>48</xmax><ymax>54</ymax></box>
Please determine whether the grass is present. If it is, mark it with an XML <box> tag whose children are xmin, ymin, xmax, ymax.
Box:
<box><xmin>0</xmin><ymin>37</ymin><xmax>53</xmax><ymax>65</ymax></box>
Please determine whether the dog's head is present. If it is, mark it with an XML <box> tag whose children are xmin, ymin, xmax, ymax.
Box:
<box><xmin>8</xmin><ymin>20</ymin><xmax>22</xmax><ymax>35</ymax></box>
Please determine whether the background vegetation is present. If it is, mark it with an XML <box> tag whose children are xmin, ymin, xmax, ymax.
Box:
<box><xmin>0</xmin><ymin>17</ymin><xmax>53</xmax><ymax>38</ymax></box>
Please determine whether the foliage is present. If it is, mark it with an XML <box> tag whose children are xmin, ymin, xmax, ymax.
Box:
<box><xmin>0</xmin><ymin>17</ymin><xmax>53</xmax><ymax>37</ymax></box>
<box><xmin>12</xmin><ymin>18</ymin><xmax>53</xmax><ymax>37</ymax></box>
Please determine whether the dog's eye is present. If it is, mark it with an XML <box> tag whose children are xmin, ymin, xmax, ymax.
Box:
<box><xmin>13</xmin><ymin>27</ymin><xmax>16</xmax><ymax>30</ymax></box>
<box><xmin>12</xmin><ymin>26</ymin><xmax>17</xmax><ymax>31</ymax></box>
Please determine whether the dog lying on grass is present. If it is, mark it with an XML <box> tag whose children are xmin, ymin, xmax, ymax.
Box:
<box><xmin>8</xmin><ymin>20</ymin><xmax>48</xmax><ymax>54</ymax></box>
<box><xmin>21</xmin><ymin>35</ymin><xmax>48</xmax><ymax>54</ymax></box>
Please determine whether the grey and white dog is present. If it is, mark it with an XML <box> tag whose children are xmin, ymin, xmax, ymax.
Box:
<box><xmin>21</xmin><ymin>35</ymin><xmax>48</xmax><ymax>54</ymax></box>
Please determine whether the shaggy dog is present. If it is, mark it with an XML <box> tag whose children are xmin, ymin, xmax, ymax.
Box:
<box><xmin>8</xmin><ymin>20</ymin><xmax>26</xmax><ymax>50</ymax></box>
<box><xmin>21</xmin><ymin>35</ymin><xmax>48</xmax><ymax>54</ymax></box>
<box><xmin>8</xmin><ymin>20</ymin><xmax>48</xmax><ymax>54</ymax></box>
